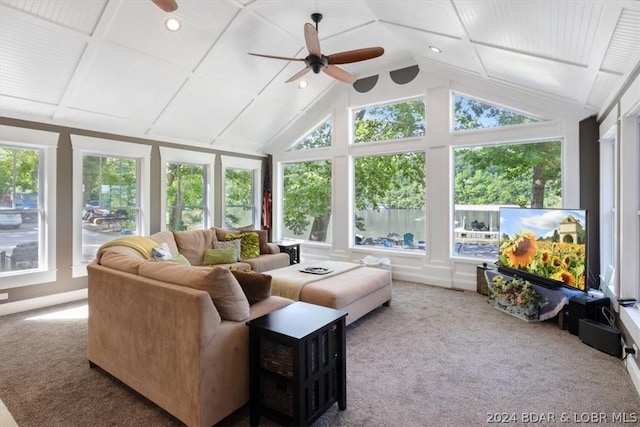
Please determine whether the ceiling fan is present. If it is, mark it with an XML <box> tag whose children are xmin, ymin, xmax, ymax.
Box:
<box><xmin>152</xmin><ymin>0</ymin><xmax>178</xmax><ymax>12</ymax></box>
<box><xmin>249</xmin><ymin>13</ymin><xmax>384</xmax><ymax>84</ymax></box>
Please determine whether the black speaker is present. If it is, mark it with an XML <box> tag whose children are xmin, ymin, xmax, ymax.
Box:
<box><xmin>567</xmin><ymin>295</ymin><xmax>610</xmax><ymax>335</ymax></box>
<box><xmin>578</xmin><ymin>319</ymin><xmax>622</xmax><ymax>357</ymax></box>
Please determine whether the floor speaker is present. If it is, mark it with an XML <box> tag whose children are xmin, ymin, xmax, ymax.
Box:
<box><xmin>578</xmin><ymin>319</ymin><xmax>622</xmax><ymax>357</ymax></box>
<box><xmin>567</xmin><ymin>295</ymin><xmax>610</xmax><ymax>335</ymax></box>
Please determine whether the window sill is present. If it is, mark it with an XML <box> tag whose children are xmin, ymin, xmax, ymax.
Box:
<box><xmin>0</xmin><ymin>269</ymin><xmax>57</xmax><ymax>289</ymax></box>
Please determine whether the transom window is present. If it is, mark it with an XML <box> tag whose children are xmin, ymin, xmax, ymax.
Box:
<box><xmin>453</xmin><ymin>93</ymin><xmax>539</xmax><ymax>131</ymax></box>
<box><xmin>353</xmin><ymin>98</ymin><xmax>425</xmax><ymax>143</ymax></box>
<box><xmin>288</xmin><ymin>117</ymin><xmax>332</xmax><ymax>151</ymax></box>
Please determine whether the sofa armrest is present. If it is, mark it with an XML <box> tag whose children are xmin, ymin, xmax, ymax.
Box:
<box><xmin>266</xmin><ymin>242</ymin><xmax>280</xmax><ymax>254</ymax></box>
<box><xmin>87</xmin><ymin>263</ymin><xmax>220</xmax><ymax>426</ymax></box>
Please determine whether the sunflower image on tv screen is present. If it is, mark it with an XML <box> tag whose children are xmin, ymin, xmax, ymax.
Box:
<box><xmin>498</xmin><ymin>209</ymin><xmax>587</xmax><ymax>291</ymax></box>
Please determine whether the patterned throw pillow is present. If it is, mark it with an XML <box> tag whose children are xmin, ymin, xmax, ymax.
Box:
<box><xmin>151</xmin><ymin>243</ymin><xmax>172</xmax><ymax>261</ymax></box>
<box><xmin>213</xmin><ymin>240</ymin><xmax>241</xmax><ymax>261</ymax></box>
<box><xmin>225</xmin><ymin>232</ymin><xmax>260</xmax><ymax>259</ymax></box>
<box><xmin>202</xmin><ymin>247</ymin><xmax>238</xmax><ymax>266</ymax></box>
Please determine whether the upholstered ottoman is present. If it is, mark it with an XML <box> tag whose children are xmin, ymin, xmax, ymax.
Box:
<box><xmin>265</xmin><ymin>261</ymin><xmax>392</xmax><ymax>325</ymax></box>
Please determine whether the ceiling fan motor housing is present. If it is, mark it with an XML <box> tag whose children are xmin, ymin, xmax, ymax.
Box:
<box><xmin>306</xmin><ymin>55</ymin><xmax>328</xmax><ymax>74</ymax></box>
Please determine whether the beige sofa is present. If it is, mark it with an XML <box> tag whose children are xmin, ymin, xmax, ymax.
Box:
<box><xmin>87</xmin><ymin>228</ymin><xmax>292</xmax><ymax>427</ymax></box>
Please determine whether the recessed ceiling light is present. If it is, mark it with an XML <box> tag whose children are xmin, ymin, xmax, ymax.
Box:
<box><xmin>298</xmin><ymin>80</ymin><xmax>308</xmax><ymax>89</ymax></box>
<box><xmin>165</xmin><ymin>17</ymin><xmax>181</xmax><ymax>32</ymax></box>
<box><xmin>429</xmin><ymin>45</ymin><xmax>442</xmax><ymax>53</ymax></box>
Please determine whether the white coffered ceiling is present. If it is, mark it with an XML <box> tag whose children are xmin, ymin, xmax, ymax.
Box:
<box><xmin>1</xmin><ymin>0</ymin><xmax>638</xmax><ymax>155</ymax></box>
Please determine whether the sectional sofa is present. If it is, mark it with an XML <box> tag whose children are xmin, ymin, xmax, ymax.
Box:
<box><xmin>87</xmin><ymin>227</ymin><xmax>291</xmax><ymax>427</ymax></box>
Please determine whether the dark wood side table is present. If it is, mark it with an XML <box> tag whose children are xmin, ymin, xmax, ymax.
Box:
<box><xmin>274</xmin><ymin>240</ymin><xmax>302</xmax><ymax>264</ymax></box>
<box><xmin>247</xmin><ymin>301</ymin><xmax>347</xmax><ymax>426</ymax></box>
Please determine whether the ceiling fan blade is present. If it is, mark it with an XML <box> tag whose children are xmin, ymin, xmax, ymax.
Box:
<box><xmin>285</xmin><ymin>67</ymin><xmax>312</xmax><ymax>83</ymax></box>
<box><xmin>304</xmin><ymin>23</ymin><xmax>322</xmax><ymax>57</ymax></box>
<box><xmin>323</xmin><ymin>65</ymin><xmax>356</xmax><ymax>84</ymax></box>
<box><xmin>151</xmin><ymin>0</ymin><xmax>178</xmax><ymax>12</ymax></box>
<box><xmin>327</xmin><ymin>47</ymin><xmax>384</xmax><ymax>65</ymax></box>
<box><xmin>248</xmin><ymin>53</ymin><xmax>305</xmax><ymax>62</ymax></box>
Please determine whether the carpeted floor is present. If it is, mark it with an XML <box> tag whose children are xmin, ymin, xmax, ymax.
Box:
<box><xmin>1</xmin><ymin>280</ymin><xmax>638</xmax><ymax>426</ymax></box>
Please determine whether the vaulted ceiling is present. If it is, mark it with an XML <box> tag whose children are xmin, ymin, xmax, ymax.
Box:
<box><xmin>1</xmin><ymin>0</ymin><xmax>638</xmax><ymax>155</ymax></box>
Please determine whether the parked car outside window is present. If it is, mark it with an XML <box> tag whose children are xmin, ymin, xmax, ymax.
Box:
<box><xmin>0</xmin><ymin>210</ymin><xmax>22</xmax><ymax>229</ymax></box>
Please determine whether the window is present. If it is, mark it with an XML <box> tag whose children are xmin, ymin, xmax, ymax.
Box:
<box><xmin>353</xmin><ymin>152</ymin><xmax>425</xmax><ymax>251</ymax></box>
<box><xmin>160</xmin><ymin>147</ymin><xmax>215</xmax><ymax>232</ymax></box>
<box><xmin>453</xmin><ymin>140</ymin><xmax>562</xmax><ymax>258</ymax></box>
<box><xmin>221</xmin><ymin>156</ymin><xmax>261</xmax><ymax>229</ymax></box>
<box><xmin>81</xmin><ymin>155</ymin><xmax>139</xmax><ymax>263</ymax></box>
<box><xmin>453</xmin><ymin>93</ymin><xmax>538</xmax><ymax>131</ymax></box>
<box><xmin>282</xmin><ymin>160</ymin><xmax>332</xmax><ymax>242</ymax></box>
<box><xmin>72</xmin><ymin>136</ymin><xmax>150</xmax><ymax>277</ymax></box>
<box><xmin>165</xmin><ymin>163</ymin><xmax>207</xmax><ymax>231</ymax></box>
<box><xmin>353</xmin><ymin>98</ymin><xmax>425</xmax><ymax>143</ymax></box>
<box><xmin>288</xmin><ymin>118</ymin><xmax>332</xmax><ymax>151</ymax></box>
<box><xmin>0</xmin><ymin>125</ymin><xmax>57</xmax><ymax>287</ymax></box>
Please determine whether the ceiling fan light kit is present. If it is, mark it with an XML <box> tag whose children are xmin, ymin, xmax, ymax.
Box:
<box><xmin>248</xmin><ymin>12</ymin><xmax>384</xmax><ymax>84</ymax></box>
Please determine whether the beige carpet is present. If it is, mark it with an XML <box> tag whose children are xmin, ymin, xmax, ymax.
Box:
<box><xmin>1</xmin><ymin>280</ymin><xmax>638</xmax><ymax>426</ymax></box>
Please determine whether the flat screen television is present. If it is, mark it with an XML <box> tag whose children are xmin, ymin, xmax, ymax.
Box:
<box><xmin>497</xmin><ymin>207</ymin><xmax>587</xmax><ymax>291</ymax></box>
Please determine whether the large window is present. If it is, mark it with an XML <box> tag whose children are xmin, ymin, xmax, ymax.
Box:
<box><xmin>81</xmin><ymin>155</ymin><xmax>139</xmax><ymax>263</ymax></box>
<box><xmin>282</xmin><ymin>160</ymin><xmax>332</xmax><ymax>242</ymax></box>
<box><xmin>225</xmin><ymin>168</ymin><xmax>254</xmax><ymax>228</ymax></box>
<box><xmin>160</xmin><ymin>147</ymin><xmax>215</xmax><ymax>232</ymax></box>
<box><xmin>72</xmin><ymin>136</ymin><xmax>150</xmax><ymax>276</ymax></box>
<box><xmin>453</xmin><ymin>140</ymin><xmax>562</xmax><ymax>258</ymax></box>
<box><xmin>353</xmin><ymin>152</ymin><xmax>425</xmax><ymax>251</ymax></box>
<box><xmin>0</xmin><ymin>125</ymin><xmax>57</xmax><ymax>287</ymax></box>
<box><xmin>221</xmin><ymin>156</ymin><xmax>260</xmax><ymax>229</ymax></box>
<box><xmin>0</xmin><ymin>146</ymin><xmax>41</xmax><ymax>273</ymax></box>
<box><xmin>166</xmin><ymin>163</ymin><xmax>207</xmax><ymax>231</ymax></box>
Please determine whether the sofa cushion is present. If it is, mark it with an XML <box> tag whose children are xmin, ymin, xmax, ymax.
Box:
<box><xmin>213</xmin><ymin>240</ymin><xmax>241</xmax><ymax>261</ymax></box>
<box><xmin>202</xmin><ymin>247</ymin><xmax>237</xmax><ymax>266</ymax></box>
<box><xmin>173</xmin><ymin>229</ymin><xmax>218</xmax><ymax>266</ymax></box>
<box><xmin>170</xmin><ymin>253</ymin><xmax>191</xmax><ymax>265</ymax></box>
<box><xmin>225</xmin><ymin>232</ymin><xmax>260</xmax><ymax>259</ymax></box>
<box><xmin>230</xmin><ymin>270</ymin><xmax>272</xmax><ymax>305</ymax></box>
<box><xmin>138</xmin><ymin>263</ymin><xmax>250</xmax><ymax>321</ymax></box>
<box><xmin>242</xmin><ymin>252</ymin><xmax>290</xmax><ymax>272</ymax></box>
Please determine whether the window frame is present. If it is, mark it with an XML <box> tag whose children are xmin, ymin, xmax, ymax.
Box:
<box><xmin>0</xmin><ymin>125</ymin><xmax>58</xmax><ymax>289</ymax></box>
<box><xmin>71</xmin><ymin>135</ymin><xmax>151</xmax><ymax>278</ymax></box>
<box><xmin>220</xmin><ymin>156</ymin><xmax>261</xmax><ymax>229</ymax></box>
<box><xmin>159</xmin><ymin>147</ymin><xmax>215</xmax><ymax>232</ymax></box>
<box><xmin>449</xmin><ymin>119</ymin><xmax>570</xmax><ymax>262</ymax></box>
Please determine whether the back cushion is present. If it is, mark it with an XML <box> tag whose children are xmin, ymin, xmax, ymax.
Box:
<box><xmin>138</xmin><ymin>262</ymin><xmax>250</xmax><ymax>321</ymax></box>
<box><xmin>149</xmin><ymin>231</ymin><xmax>179</xmax><ymax>257</ymax></box>
<box><xmin>173</xmin><ymin>229</ymin><xmax>218</xmax><ymax>266</ymax></box>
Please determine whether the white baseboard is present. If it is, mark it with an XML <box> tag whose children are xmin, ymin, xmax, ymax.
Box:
<box><xmin>0</xmin><ymin>289</ymin><xmax>87</xmax><ymax>316</ymax></box>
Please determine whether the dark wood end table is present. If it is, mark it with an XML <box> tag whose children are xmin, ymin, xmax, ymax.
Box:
<box><xmin>274</xmin><ymin>240</ymin><xmax>302</xmax><ymax>264</ymax></box>
<box><xmin>247</xmin><ymin>301</ymin><xmax>347</xmax><ymax>426</ymax></box>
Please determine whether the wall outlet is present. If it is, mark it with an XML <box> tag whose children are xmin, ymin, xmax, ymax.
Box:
<box><xmin>0</xmin><ymin>293</ymin><xmax>8</xmax><ymax>300</ymax></box>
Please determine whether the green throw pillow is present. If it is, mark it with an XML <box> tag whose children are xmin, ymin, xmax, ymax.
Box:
<box><xmin>169</xmin><ymin>253</ymin><xmax>191</xmax><ymax>266</ymax></box>
<box><xmin>225</xmin><ymin>232</ymin><xmax>260</xmax><ymax>259</ymax></box>
<box><xmin>202</xmin><ymin>247</ymin><xmax>237</xmax><ymax>266</ymax></box>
